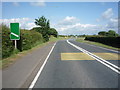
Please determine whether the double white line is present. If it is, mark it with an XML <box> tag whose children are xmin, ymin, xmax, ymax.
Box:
<box><xmin>67</xmin><ymin>40</ymin><xmax>120</xmax><ymax>74</ymax></box>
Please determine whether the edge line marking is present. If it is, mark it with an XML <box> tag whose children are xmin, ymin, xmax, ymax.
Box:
<box><xmin>29</xmin><ymin>42</ymin><xmax>56</xmax><ymax>88</ymax></box>
<box><xmin>67</xmin><ymin>40</ymin><xmax>120</xmax><ymax>74</ymax></box>
<box><xmin>79</xmin><ymin>41</ymin><xmax>119</xmax><ymax>53</ymax></box>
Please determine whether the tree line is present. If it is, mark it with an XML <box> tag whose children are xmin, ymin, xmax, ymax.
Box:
<box><xmin>98</xmin><ymin>30</ymin><xmax>119</xmax><ymax>37</ymax></box>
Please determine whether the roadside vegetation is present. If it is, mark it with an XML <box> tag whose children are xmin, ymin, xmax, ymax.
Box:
<box><xmin>2</xmin><ymin>24</ymin><xmax>44</xmax><ymax>59</ymax></box>
<box><xmin>1</xmin><ymin>36</ymin><xmax>67</xmax><ymax>69</ymax></box>
<box><xmin>2</xmin><ymin>16</ymin><xmax>59</xmax><ymax>59</ymax></box>
<box><xmin>1</xmin><ymin>16</ymin><xmax>67</xmax><ymax>69</ymax></box>
<box><xmin>76</xmin><ymin>30</ymin><xmax>120</xmax><ymax>51</ymax></box>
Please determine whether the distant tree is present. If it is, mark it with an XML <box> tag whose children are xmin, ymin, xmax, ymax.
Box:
<box><xmin>98</xmin><ymin>31</ymin><xmax>107</xmax><ymax>36</ymax></box>
<box><xmin>98</xmin><ymin>30</ymin><xmax>119</xmax><ymax>37</ymax></box>
<box><xmin>106</xmin><ymin>30</ymin><xmax>119</xmax><ymax>37</ymax></box>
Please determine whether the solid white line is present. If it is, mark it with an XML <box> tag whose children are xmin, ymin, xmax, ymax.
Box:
<box><xmin>67</xmin><ymin>40</ymin><xmax>120</xmax><ymax>70</ymax></box>
<box><xmin>67</xmin><ymin>40</ymin><xmax>120</xmax><ymax>74</ymax></box>
<box><xmin>29</xmin><ymin>42</ymin><xmax>56</xmax><ymax>88</ymax></box>
<box><xmin>79</xmin><ymin>41</ymin><xmax>119</xmax><ymax>53</ymax></box>
<box><xmin>11</xmin><ymin>32</ymin><xmax>19</xmax><ymax>37</ymax></box>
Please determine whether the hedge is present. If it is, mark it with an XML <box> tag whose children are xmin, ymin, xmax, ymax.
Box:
<box><xmin>2</xmin><ymin>24</ymin><xmax>44</xmax><ymax>58</ymax></box>
<box><xmin>85</xmin><ymin>36</ymin><xmax>120</xmax><ymax>48</ymax></box>
<box><xmin>19</xmin><ymin>30</ymin><xmax>43</xmax><ymax>51</ymax></box>
<box><xmin>2</xmin><ymin>24</ymin><xmax>15</xmax><ymax>58</ymax></box>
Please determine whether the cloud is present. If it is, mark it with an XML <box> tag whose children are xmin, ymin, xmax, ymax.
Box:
<box><xmin>12</xmin><ymin>0</ymin><xmax>46</xmax><ymax>7</ymax></box>
<box><xmin>110</xmin><ymin>18</ymin><xmax>118</xmax><ymax>23</ymax></box>
<box><xmin>54</xmin><ymin>15</ymin><xmax>118</xmax><ymax>35</ymax></box>
<box><xmin>13</xmin><ymin>2</ymin><xmax>19</xmax><ymax>6</ymax></box>
<box><xmin>58</xmin><ymin>16</ymin><xmax>79</xmax><ymax>26</ymax></box>
<box><xmin>102</xmin><ymin>8</ymin><xmax>113</xmax><ymax>19</ymax></box>
<box><xmin>96</xmin><ymin>18</ymin><xmax>100</xmax><ymax>22</ymax></box>
<box><xmin>96</xmin><ymin>8</ymin><xmax>118</xmax><ymax>32</ymax></box>
<box><xmin>96</xmin><ymin>8</ymin><xmax>114</xmax><ymax>22</ymax></box>
<box><xmin>21</xmin><ymin>22</ymin><xmax>37</xmax><ymax>30</ymax></box>
<box><xmin>0</xmin><ymin>18</ymin><xmax>37</xmax><ymax>30</ymax></box>
<box><xmin>53</xmin><ymin>16</ymin><xmax>100</xmax><ymax>35</ymax></box>
<box><xmin>106</xmin><ymin>18</ymin><xmax>118</xmax><ymax>30</ymax></box>
<box><xmin>30</xmin><ymin>0</ymin><xmax>46</xmax><ymax>7</ymax></box>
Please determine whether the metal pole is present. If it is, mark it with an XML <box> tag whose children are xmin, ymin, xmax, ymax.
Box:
<box><xmin>15</xmin><ymin>40</ymin><xmax>17</xmax><ymax>49</ymax></box>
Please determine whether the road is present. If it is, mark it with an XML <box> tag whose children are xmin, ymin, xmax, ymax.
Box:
<box><xmin>2</xmin><ymin>42</ymin><xmax>55</xmax><ymax>88</ymax></box>
<box><xmin>32</xmin><ymin>39</ymin><xmax>119</xmax><ymax>88</ymax></box>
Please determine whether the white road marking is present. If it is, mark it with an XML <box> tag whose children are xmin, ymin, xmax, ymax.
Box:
<box><xmin>11</xmin><ymin>32</ymin><xmax>19</xmax><ymax>37</ymax></box>
<box><xmin>79</xmin><ymin>41</ymin><xmax>119</xmax><ymax>53</ymax></box>
<box><xmin>29</xmin><ymin>42</ymin><xmax>56</xmax><ymax>88</ymax></box>
<box><xmin>67</xmin><ymin>40</ymin><xmax>120</xmax><ymax>74</ymax></box>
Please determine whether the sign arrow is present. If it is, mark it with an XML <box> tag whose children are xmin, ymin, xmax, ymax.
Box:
<box><xmin>11</xmin><ymin>32</ymin><xmax>19</xmax><ymax>37</ymax></box>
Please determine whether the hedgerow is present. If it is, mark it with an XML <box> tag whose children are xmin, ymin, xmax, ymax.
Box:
<box><xmin>2</xmin><ymin>24</ymin><xmax>44</xmax><ymax>58</ymax></box>
<box><xmin>85</xmin><ymin>36</ymin><xmax>120</xmax><ymax>48</ymax></box>
<box><xmin>20</xmin><ymin>30</ymin><xmax>43</xmax><ymax>50</ymax></box>
<box><xmin>2</xmin><ymin>24</ymin><xmax>14</xmax><ymax>58</ymax></box>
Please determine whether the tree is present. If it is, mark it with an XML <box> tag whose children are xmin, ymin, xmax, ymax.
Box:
<box><xmin>35</xmin><ymin>16</ymin><xmax>47</xmax><ymax>27</ymax></box>
<box><xmin>106</xmin><ymin>30</ymin><xmax>119</xmax><ymax>37</ymax></box>
<box><xmin>35</xmin><ymin>16</ymin><xmax>50</xmax><ymax>42</ymax></box>
<box><xmin>98</xmin><ymin>30</ymin><xmax>119</xmax><ymax>37</ymax></box>
<box><xmin>98</xmin><ymin>31</ymin><xmax>107</xmax><ymax>36</ymax></box>
<box><xmin>48</xmin><ymin>28</ymin><xmax>58</xmax><ymax>37</ymax></box>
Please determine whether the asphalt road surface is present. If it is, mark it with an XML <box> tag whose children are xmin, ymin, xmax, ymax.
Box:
<box><xmin>32</xmin><ymin>39</ymin><xmax>120</xmax><ymax>88</ymax></box>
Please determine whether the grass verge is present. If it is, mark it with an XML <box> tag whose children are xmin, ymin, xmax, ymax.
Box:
<box><xmin>1</xmin><ymin>36</ymin><xmax>67</xmax><ymax>69</ymax></box>
<box><xmin>76</xmin><ymin>37</ymin><xmax>120</xmax><ymax>51</ymax></box>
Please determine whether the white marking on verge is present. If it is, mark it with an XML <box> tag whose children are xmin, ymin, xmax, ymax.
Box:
<box><xmin>11</xmin><ymin>32</ymin><xmax>19</xmax><ymax>37</ymax></box>
<box><xmin>29</xmin><ymin>42</ymin><xmax>56</xmax><ymax>88</ymax></box>
<box><xmin>67</xmin><ymin>40</ymin><xmax>120</xmax><ymax>74</ymax></box>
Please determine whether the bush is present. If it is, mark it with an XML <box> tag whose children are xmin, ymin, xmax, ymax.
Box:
<box><xmin>2</xmin><ymin>24</ymin><xmax>14</xmax><ymax>58</ymax></box>
<box><xmin>2</xmin><ymin>24</ymin><xmax>44</xmax><ymax>58</ymax></box>
<box><xmin>20</xmin><ymin>30</ymin><xmax>43</xmax><ymax>50</ymax></box>
<box><xmin>85</xmin><ymin>36</ymin><xmax>120</xmax><ymax>48</ymax></box>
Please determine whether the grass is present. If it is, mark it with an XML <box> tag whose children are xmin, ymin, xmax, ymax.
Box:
<box><xmin>1</xmin><ymin>36</ymin><xmax>67</xmax><ymax>69</ymax></box>
<box><xmin>76</xmin><ymin>37</ymin><xmax>120</xmax><ymax>51</ymax></box>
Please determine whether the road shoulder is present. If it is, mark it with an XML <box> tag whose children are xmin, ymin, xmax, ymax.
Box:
<box><xmin>2</xmin><ymin>42</ymin><xmax>56</xmax><ymax>88</ymax></box>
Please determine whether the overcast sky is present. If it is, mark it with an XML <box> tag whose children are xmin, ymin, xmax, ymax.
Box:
<box><xmin>1</xmin><ymin>2</ymin><xmax>118</xmax><ymax>35</ymax></box>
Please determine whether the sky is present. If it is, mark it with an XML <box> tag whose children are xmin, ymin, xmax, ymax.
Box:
<box><xmin>1</xmin><ymin>2</ymin><xmax>118</xmax><ymax>35</ymax></box>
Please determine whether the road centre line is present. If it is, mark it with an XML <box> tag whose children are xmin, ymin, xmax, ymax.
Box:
<box><xmin>29</xmin><ymin>42</ymin><xmax>56</xmax><ymax>88</ymax></box>
<box><xmin>67</xmin><ymin>40</ymin><xmax>120</xmax><ymax>74</ymax></box>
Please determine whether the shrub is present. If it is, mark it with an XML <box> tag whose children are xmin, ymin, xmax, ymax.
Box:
<box><xmin>2</xmin><ymin>24</ymin><xmax>44</xmax><ymax>58</ymax></box>
<box><xmin>20</xmin><ymin>30</ymin><xmax>43</xmax><ymax>50</ymax></box>
<box><xmin>85</xmin><ymin>36</ymin><xmax>120</xmax><ymax>48</ymax></box>
<box><xmin>2</xmin><ymin>24</ymin><xmax>14</xmax><ymax>58</ymax></box>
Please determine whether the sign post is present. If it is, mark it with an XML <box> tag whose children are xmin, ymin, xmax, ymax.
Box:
<box><xmin>10</xmin><ymin>23</ymin><xmax>20</xmax><ymax>49</ymax></box>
